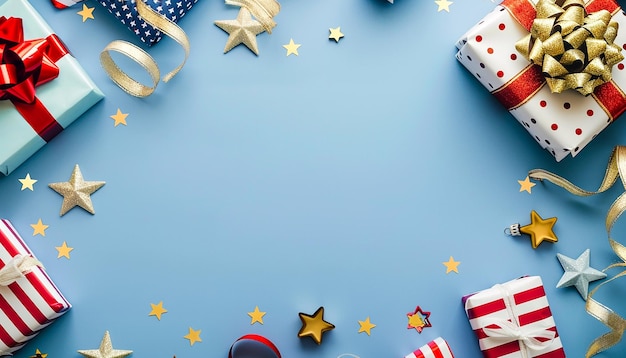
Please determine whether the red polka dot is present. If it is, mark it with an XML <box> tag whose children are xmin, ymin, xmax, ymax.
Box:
<box><xmin>476</xmin><ymin>35</ymin><xmax>483</xmax><ymax>42</ymax></box>
<box><xmin>587</xmin><ymin>109</ymin><xmax>594</xmax><ymax>116</ymax></box>
<box><xmin>497</xmin><ymin>71</ymin><xmax>504</xmax><ymax>78</ymax></box>
<box><xmin>540</xmin><ymin>100</ymin><xmax>547</xmax><ymax>107</ymax></box>
<box><xmin>575</xmin><ymin>128</ymin><xmax>583</xmax><ymax>135</ymax></box>
<box><xmin>551</xmin><ymin>123</ymin><xmax>558</xmax><ymax>130</ymax></box>
<box><xmin>510</xmin><ymin>53</ymin><xmax>517</xmax><ymax>60</ymax></box>
<box><xmin>499</xmin><ymin>23</ymin><xmax>506</xmax><ymax>30</ymax></box>
<box><xmin>619</xmin><ymin>63</ymin><xmax>625</xmax><ymax>70</ymax></box>
<box><xmin>487</xmin><ymin>48</ymin><xmax>494</xmax><ymax>54</ymax></box>
<box><xmin>564</xmin><ymin>102</ymin><xmax>571</xmax><ymax>109</ymax></box>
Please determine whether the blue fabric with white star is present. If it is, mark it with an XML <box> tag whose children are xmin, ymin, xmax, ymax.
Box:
<box><xmin>99</xmin><ymin>0</ymin><xmax>197</xmax><ymax>46</ymax></box>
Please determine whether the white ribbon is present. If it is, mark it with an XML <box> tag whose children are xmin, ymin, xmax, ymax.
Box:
<box><xmin>0</xmin><ymin>254</ymin><xmax>43</xmax><ymax>286</ymax></box>
<box><xmin>483</xmin><ymin>318</ymin><xmax>556</xmax><ymax>352</ymax></box>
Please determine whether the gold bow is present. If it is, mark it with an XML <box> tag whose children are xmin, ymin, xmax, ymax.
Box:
<box><xmin>515</xmin><ymin>0</ymin><xmax>624</xmax><ymax>96</ymax></box>
<box><xmin>528</xmin><ymin>146</ymin><xmax>626</xmax><ymax>357</ymax></box>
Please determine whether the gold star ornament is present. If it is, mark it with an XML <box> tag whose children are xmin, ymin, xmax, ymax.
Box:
<box><xmin>518</xmin><ymin>176</ymin><xmax>536</xmax><ymax>193</ymax></box>
<box><xmin>77</xmin><ymin>4</ymin><xmax>95</xmax><ymax>22</ymax></box>
<box><xmin>298</xmin><ymin>306</ymin><xmax>335</xmax><ymax>345</ymax></box>
<box><xmin>78</xmin><ymin>331</ymin><xmax>132</xmax><ymax>358</ymax></box>
<box><xmin>49</xmin><ymin>165</ymin><xmax>105</xmax><ymax>216</ymax></box>
<box><xmin>506</xmin><ymin>210</ymin><xmax>558</xmax><ymax>248</ymax></box>
<box><xmin>329</xmin><ymin>27</ymin><xmax>344</xmax><ymax>43</ymax></box>
<box><xmin>215</xmin><ymin>8</ymin><xmax>265</xmax><ymax>55</ymax></box>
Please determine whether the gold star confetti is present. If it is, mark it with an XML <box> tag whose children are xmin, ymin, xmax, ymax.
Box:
<box><xmin>358</xmin><ymin>316</ymin><xmax>376</xmax><ymax>335</ymax></box>
<box><xmin>298</xmin><ymin>306</ymin><xmax>335</xmax><ymax>345</ymax></box>
<box><xmin>184</xmin><ymin>327</ymin><xmax>202</xmax><ymax>346</ymax></box>
<box><xmin>329</xmin><ymin>27</ymin><xmax>344</xmax><ymax>43</ymax></box>
<box><xmin>248</xmin><ymin>306</ymin><xmax>266</xmax><ymax>325</ymax></box>
<box><xmin>110</xmin><ymin>109</ymin><xmax>128</xmax><ymax>127</ymax></box>
<box><xmin>31</xmin><ymin>219</ymin><xmax>49</xmax><ymax>237</ymax></box>
<box><xmin>518</xmin><ymin>176</ymin><xmax>536</xmax><ymax>193</ymax></box>
<box><xmin>215</xmin><ymin>8</ymin><xmax>265</xmax><ymax>55</ymax></box>
<box><xmin>434</xmin><ymin>0</ymin><xmax>453</xmax><ymax>12</ymax></box>
<box><xmin>521</xmin><ymin>210</ymin><xmax>558</xmax><ymax>248</ymax></box>
<box><xmin>78</xmin><ymin>331</ymin><xmax>132</xmax><ymax>358</ymax></box>
<box><xmin>19</xmin><ymin>173</ymin><xmax>37</xmax><ymax>191</ymax></box>
<box><xmin>407</xmin><ymin>306</ymin><xmax>431</xmax><ymax>333</ymax></box>
<box><xmin>149</xmin><ymin>301</ymin><xmax>168</xmax><ymax>320</ymax></box>
<box><xmin>56</xmin><ymin>241</ymin><xmax>73</xmax><ymax>259</ymax></box>
<box><xmin>30</xmin><ymin>349</ymin><xmax>48</xmax><ymax>358</ymax></box>
<box><xmin>77</xmin><ymin>4</ymin><xmax>95</xmax><ymax>22</ymax></box>
<box><xmin>283</xmin><ymin>38</ymin><xmax>301</xmax><ymax>56</ymax></box>
<box><xmin>442</xmin><ymin>256</ymin><xmax>460</xmax><ymax>274</ymax></box>
<box><xmin>49</xmin><ymin>164</ymin><xmax>105</xmax><ymax>216</ymax></box>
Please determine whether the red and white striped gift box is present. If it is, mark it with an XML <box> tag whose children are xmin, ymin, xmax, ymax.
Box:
<box><xmin>404</xmin><ymin>337</ymin><xmax>454</xmax><ymax>358</ymax></box>
<box><xmin>463</xmin><ymin>276</ymin><xmax>565</xmax><ymax>358</ymax></box>
<box><xmin>0</xmin><ymin>219</ymin><xmax>71</xmax><ymax>355</ymax></box>
<box><xmin>50</xmin><ymin>0</ymin><xmax>82</xmax><ymax>9</ymax></box>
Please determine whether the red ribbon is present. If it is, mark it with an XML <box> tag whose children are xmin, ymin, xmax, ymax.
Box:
<box><xmin>496</xmin><ymin>0</ymin><xmax>626</xmax><ymax>119</ymax></box>
<box><xmin>0</xmin><ymin>16</ymin><xmax>69</xmax><ymax>142</ymax></box>
<box><xmin>228</xmin><ymin>334</ymin><xmax>281</xmax><ymax>358</ymax></box>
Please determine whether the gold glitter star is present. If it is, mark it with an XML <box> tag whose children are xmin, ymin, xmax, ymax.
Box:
<box><xmin>77</xmin><ymin>4</ymin><xmax>95</xmax><ymax>22</ymax></box>
<box><xmin>19</xmin><ymin>173</ymin><xmax>37</xmax><ymax>191</ymax></box>
<box><xmin>56</xmin><ymin>241</ymin><xmax>73</xmax><ymax>259</ymax></box>
<box><xmin>521</xmin><ymin>210</ymin><xmax>558</xmax><ymax>248</ymax></box>
<box><xmin>30</xmin><ymin>349</ymin><xmax>48</xmax><ymax>358</ymax></box>
<box><xmin>31</xmin><ymin>219</ymin><xmax>49</xmax><ymax>237</ymax></box>
<box><xmin>248</xmin><ymin>306</ymin><xmax>266</xmax><ymax>325</ymax></box>
<box><xmin>215</xmin><ymin>8</ymin><xmax>265</xmax><ymax>55</ymax></box>
<box><xmin>78</xmin><ymin>331</ymin><xmax>132</xmax><ymax>358</ymax></box>
<box><xmin>442</xmin><ymin>256</ymin><xmax>460</xmax><ymax>274</ymax></box>
<box><xmin>329</xmin><ymin>27</ymin><xmax>344</xmax><ymax>43</ymax></box>
<box><xmin>184</xmin><ymin>327</ymin><xmax>202</xmax><ymax>346</ymax></box>
<box><xmin>110</xmin><ymin>109</ymin><xmax>128</xmax><ymax>127</ymax></box>
<box><xmin>358</xmin><ymin>316</ymin><xmax>376</xmax><ymax>335</ymax></box>
<box><xmin>518</xmin><ymin>176</ymin><xmax>536</xmax><ymax>193</ymax></box>
<box><xmin>149</xmin><ymin>301</ymin><xmax>168</xmax><ymax>320</ymax></box>
<box><xmin>283</xmin><ymin>39</ymin><xmax>301</xmax><ymax>56</ymax></box>
<box><xmin>434</xmin><ymin>0</ymin><xmax>453</xmax><ymax>12</ymax></box>
<box><xmin>298</xmin><ymin>306</ymin><xmax>335</xmax><ymax>345</ymax></box>
<box><xmin>49</xmin><ymin>164</ymin><xmax>105</xmax><ymax>216</ymax></box>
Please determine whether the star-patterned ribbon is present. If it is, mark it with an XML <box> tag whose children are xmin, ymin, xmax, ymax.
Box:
<box><xmin>529</xmin><ymin>146</ymin><xmax>626</xmax><ymax>357</ymax></box>
<box><xmin>228</xmin><ymin>335</ymin><xmax>281</xmax><ymax>358</ymax></box>
<box><xmin>0</xmin><ymin>254</ymin><xmax>42</xmax><ymax>286</ymax></box>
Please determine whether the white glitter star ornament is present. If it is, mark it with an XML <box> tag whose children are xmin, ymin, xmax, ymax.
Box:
<box><xmin>215</xmin><ymin>8</ymin><xmax>265</xmax><ymax>55</ymax></box>
<box><xmin>556</xmin><ymin>249</ymin><xmax>606</xmax><ymax>299</ymax></box>
<box><xmin>78</xmin><ymin>331</ymin><xmax>132</xmax><ymax>358</ymax></box>
<box><xmin>49</xmin><ymin>164</ymin><xmax>105</xmax><ymax>216</ymax></box>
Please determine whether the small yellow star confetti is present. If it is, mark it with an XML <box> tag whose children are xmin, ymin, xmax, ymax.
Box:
<box><xmin>77</xmin><ymin>4</ymin><xmax>95</xmax><ymax>22</ymax></box>
<box><xmin>434</xmin><ymin>0</ymin><xmax>453</xmax><ymax>12</ymax></box>
<box><xmin>215</xmin><ymin>8</ymin><xmax>266</xmax><ymax>55</ymax></box>
<box><xmin>19</xmin><ymin>173</ymin><xmax>37</xmax><ymax>191</ymax></box>
<box><xmin>442</xmin><ymin>256</ymin><xmax>460</xmax><ymax>274</ymax></box>
<box><xmin>358</xmin><ymin>316</ymin><xmax>376</xmax><ymax>335</ymax></box>
<box><xmin>329</xmin><ymin>27</ymin><xmax>344</xmax><ymax>43</ymax></box>
<box><xmin>518</xmin><ymin>176</ymin><xmax>536</xmax><ymax>193</ymax></box>
<box><xmin>283</xmin><ymin>39</ymin><xmax>301</xmax><ymax>56</ymax></box>
<box><xmin>78</xmin><ymin>331</ymin><xmax>132</xmax><ymax>358</ymax></box>
<box><xmin>149</xmin><ymin>301</ymin><xmax>168</xmax><ymax>320</ymax></box>
<box><xmin>248</xmin><ymin>306</ymin><xmax>266</xmax><ymax>325</ymax></box>
<box><xmin>110</xmin><ymin>109</ymin><xmax>128</xmax><ymax>127</ymax></box>
<box><xmin>56</xmin><ymin>241</ymin><xmax>73</xmax><ymax>259</ymax></box>
<box><xmin>184</xmin><ymin>327</ymin><xmax>202</xmax><ymax>346</ymax></box>
<box><xmin>49</xmin><ymin>164</ymin><xmax>105</xmax><ymax>216</ymax></box>
<box><xmin>31</xmin><ymin>219</ymin><xmax>49</xmax><ymax>237</ymax></box>
<box><xmin>30</xmin><ymin>349</ymin><xmax>48</xmax><ymax>358</ymax></box>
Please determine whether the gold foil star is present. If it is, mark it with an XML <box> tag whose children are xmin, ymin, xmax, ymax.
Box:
<box><xmin>521</xmin><ymin>210</ymin><xmax>558</xmax><ymax>248</ymax></box>
<box><xmin>215</xmin><ymin>8</ymin><xmax>265</xmax><ymax>55</ymax></box>
<box><xmin>56</xmin><ymin>241</ymin><xmax>73</xmax><ymax>259</ymax></box>
<box><xmin>31</xmin><ymin>219</ymin><xmax>49</xmax><ymax>236</ymax></box>
<box><xmin>77</xmin><ymin>4</ymin><xmax>95</xmax><ymax>22</ymax></box>
<box><xmin>184</xmin><ymin>327</ymin><xmax>202</xmax><ymax>346</ymax></box>
<box><xmin>434</xmin><ymin>0</ymin><xmax>453</xmax><ymax>12</ymax></box>
<box><xmin>407</xmin><ymin>306</ymin><xmax>431</xmax><ymax>333</ymax></box>
<box><xmin>358</xmin><ymin>317</ymin><xmax>376</xmax><ymax>335</ymax></box>
<box><xmin>149</xmin><ymin>301</ymin><xmax>168</xmax><ymax>320</ymax></box>
<box><xmin>30</xmin><ymin>349</ymin><xmax>48</xmax><ymax>358</ymax></box>
<box><xmin>329</xmin><ymin>27</ymin><xmax>344</xmax><ymax>43</ymax></box>
<box><xmin>78</xmin><ymin>331</ymin><xmax>132</xmax><ymax>358</ymax></box>
<box><xmin>49</xmin><ymin>164</ymin><xmax>105</xmax><ymax>216</ymax></box>
<box><xmin>19</xmin><ymin>173</ymin><xmax>37</xmax><ymax>191</ymax></box>
<box><xmin>283</xmin><ymin>39</ymin><xmax>301</xmax><ymax>56</ymax></box>
<box><xmin>110</xmin><ymin>109</ymin><xmax>128</xmax><ymax>127</ymax></box>
<box><xmin>248</xmin><ymin>306</ymin><xmax>266</xmax><ymax>325</ymax></box>
<box><xmin>442</xmin><ymin>256</ymin><xmax>460</xmax><ymax>274</ymax></box>
<box><xmin>298</xmin><ymin>306</ymin><xmax>335</xmax><ymax>345</ymax></box>
<box><xmin>518</xmin><ymin>176</ymin><xmax>536</xmax><ymax>193</ymax></box>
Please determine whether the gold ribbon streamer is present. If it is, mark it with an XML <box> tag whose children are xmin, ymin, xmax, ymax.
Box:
<box><xmin>100</xmin><ymin>0</ymin><xmax>191</xmax><ymax>97</ymax></box>
<box><xmin>225</xmin><ymin>0</ymin><xmax>280</xmax><ymax>33</ymax></box>
<box><xmin>515</xmin><ymin>0</ymin><xmax>624</xmax><ymax>96</ymax></box>
<box><xmin>528</xmin><ymin>146</ymin><xmax>626</xmax><ymax>357</ymax></box>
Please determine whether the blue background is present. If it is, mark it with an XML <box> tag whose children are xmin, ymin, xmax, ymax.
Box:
<box><xmin>2</xmin><ymin>0</ymin><xmax>626</xmax><ymax>356</ymax></box>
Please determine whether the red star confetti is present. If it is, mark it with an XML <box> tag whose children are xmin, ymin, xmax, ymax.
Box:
<box><xmin>407</xmin><ymin>306</ymin><xmax>431</xmax><ymax>333</ymax></box>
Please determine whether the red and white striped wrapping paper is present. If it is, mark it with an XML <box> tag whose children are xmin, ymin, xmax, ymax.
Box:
<box><xmin>50</xmin><ymin>0</ymin><xmax>82</xmax><ymax>9</ymax></box>
<box><xmin>463</xmin><ymin>276</ymin><xmax>565</xmax><ymax>358</ymax></box>
<box><xmin>404</xmin><ymin>337</ymin><xmax>454</xmax><ymax>358</ymax></box>
<box><xmin>0</xmin><ymin>219</ymin><xmax>71</xmax><ymax>355</ymax></box>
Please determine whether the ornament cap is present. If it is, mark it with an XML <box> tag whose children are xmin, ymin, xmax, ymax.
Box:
<box><xmin>505</xmin><ymin>223</ymin><xmax>522</xmax><ymax>236</ymax></box>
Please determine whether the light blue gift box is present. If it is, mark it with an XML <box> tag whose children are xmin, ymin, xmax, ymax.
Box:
<box><xmin>0</xmin><ymin>0</ymin><xmax>104</xmax><ymax>176</ymax></box>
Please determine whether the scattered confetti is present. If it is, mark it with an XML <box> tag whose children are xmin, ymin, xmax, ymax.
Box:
<box><xmin>49</xmin><ymin>164</ymin><xmax>105</xmax><ymax>216</ymax></box>
<box><xmin>283</xmin><ymin>39</ymin><xmax>301</xmax><ymax>56</ymax></box>
<box><xmin>248</xmin><ymin>306</ymin><xmax>266</xmax><ymax>325</ymax></box>
<box><xmin>78</xmin><ymin>331</ymin><xmax>132</xmax><ymax>358</ymax></box>
<box><xmin>357</xmin><ymin>316</ymin><xmax>376</xmax><ymax>335</ymax></box>
<box><xmin>407</xmin><ymin>306</ymin><xmax>431</xmax><ymax>333</ymax></box>
<box><xmin>434</xmin><ymin>0</ymin><xmax>453</xmax><ymax>12</ymax></box>
<box><xmin>329</xmin><ymin>27</ymin><xmax>344</xmax><ymax>43</ymax></box>
<box><xmin>77</xmin><ymin>4</ymin><xmax>95</xmax><ymax>22</ymax></box>
<box><xmin>30</xmin><ymin>219</ymin><xmax>49</xmax><ymax>237</ymax></box>
<box><xmin>55</xmin><ymin>241</ymin><xmax>73</xmax><ymax>259</ymax></box>
<box><xmin>110</xmin><ymin>109</ymin><xmax>128</xmax><ymax>127</ymax></box>
<box><xmin>215</xmin><ymin>8</ymin><xmax>265</xmax><ymax>55</ymax></box>
<box><xmin>149</xmin><ymin>301</ymin><xmax>168</xmax><ymax>320</ymax></box>
<box><xmin>19</xmin><ymin>173</ymin><xmax>37</xmax><ymax>191</ymax></box>
<box><xmin>184</xmin><ymin>327</ymin><xmax>202</xmax><ymax>346</ymax></box>
<box><xmin>442</xmin><ymin>256</ymin><xmax>460</xmax><ymax>274</ymax></box>
<box><xmin>298</xmin><ymin>306</ymin><xmax>335</xmax><ymax>345</ymax></box>
<box><xmin>556</xmin><ymin>249</ymin><xmax>606</xmax><ymax>299</ymax></box>
<box><xmin>30</xmin><ymin>349</ymin><xmax>48</xmax><ymax>358</ymax></box>
<box><xmin>518</xmin><ymin>176</ymin><xmax>536</xmax><ymax>193</ymax></box>
<box><xmin>506</xmin><ymin>210</ymin><xmax>558</xmax><ymax>249</ymax></box>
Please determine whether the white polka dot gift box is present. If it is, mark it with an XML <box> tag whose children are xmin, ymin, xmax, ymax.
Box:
<box><xmin>404</xmin><ymin>337</ymin><xmax>454</xmax><ymax>358</ymax></box>
<box><xmin>455</xmin><ymin>0</ymin><xmax>626</xmax><ymax>161</ymax></box>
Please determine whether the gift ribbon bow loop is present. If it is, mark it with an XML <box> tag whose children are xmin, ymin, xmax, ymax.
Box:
<box><xmin>483</xmin><ymin>318</ymin><xmax>556</xmax><ymax>352</ymax></box>
<box><xmin>0</xmin><ymin>254</ymin><xmax>43</xmax><ymax>286</ymax></box>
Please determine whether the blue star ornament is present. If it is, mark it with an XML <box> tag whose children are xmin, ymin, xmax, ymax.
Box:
<box><xmin>556</xmin><ymin>249</ymin><xmax>606</xmax><ymax>299</ymax></box>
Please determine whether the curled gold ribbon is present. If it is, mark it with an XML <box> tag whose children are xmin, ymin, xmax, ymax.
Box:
<box><xmin>100</xmin><ymin>0</ymin><xmax>190</xmax><ymax>97</ymax></box>
<box><xmin>225</xmin><ymin>0</ymin><xmax>280</xmax><ymax>33</ymax></box>
<box><xmin>515</xmin><ymin>0</ymin><xmax>624</xmax><ymax>96</ymax></box>
<box><xmin>528</xmin><ymin>146</ymin><xmax>626</xmax><ymax>357</ymax></box>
